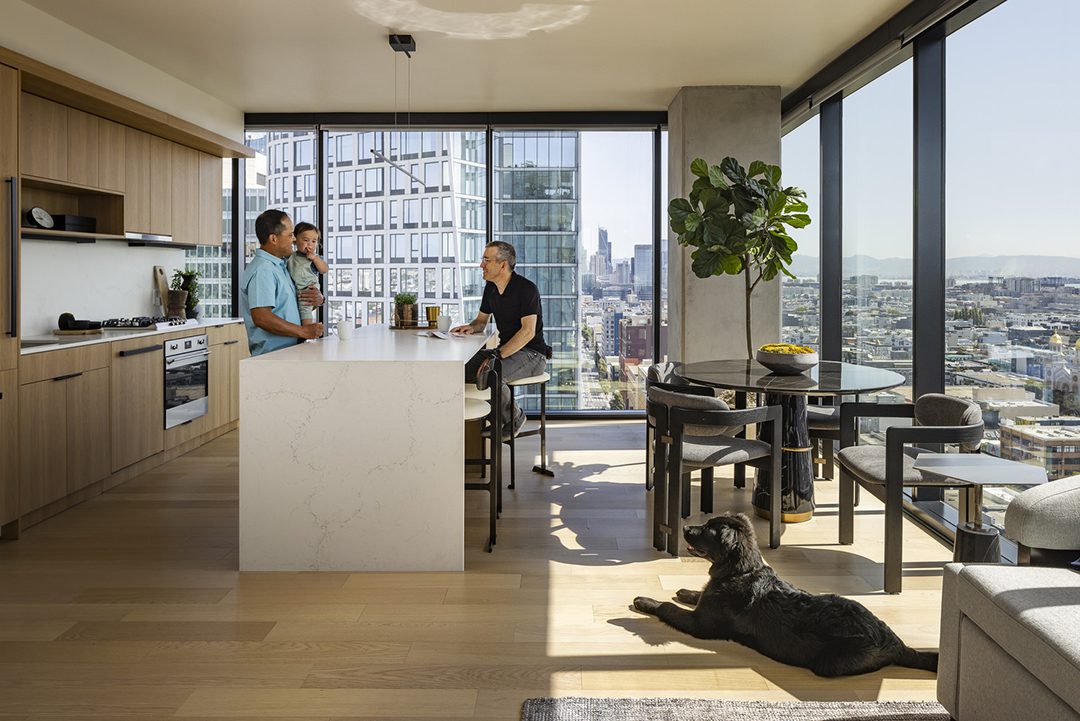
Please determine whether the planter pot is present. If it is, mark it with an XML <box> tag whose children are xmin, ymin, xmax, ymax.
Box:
<box><xmin>394</xmin><ymin>303</ymin><xmax>418</xmax><ymax>327</ymax></box>
<box><xmin>166</xmin><ymin>289</ymin><xmax>188</xmax><ymax>319</ymax></box>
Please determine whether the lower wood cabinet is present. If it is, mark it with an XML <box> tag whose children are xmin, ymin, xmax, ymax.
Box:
<box><xmin>18</xmin><ymin>366</ymin><xmax>110</xmax><ymax>513</ymax></box>
<box><xmin>0</xmin><ymin>369</ymin><xmax>18</xmax><ymax>530</ymax></box>
<box><xmin>110</xmin><ymin>337</ymin><xmax>164</xmax><ymax>471</ymax></box>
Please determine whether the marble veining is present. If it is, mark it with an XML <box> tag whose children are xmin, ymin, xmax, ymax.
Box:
<box><xmin>239</xmin><ymin>328</ymin><xmax>491</xmax><ymax>572</ymax></box>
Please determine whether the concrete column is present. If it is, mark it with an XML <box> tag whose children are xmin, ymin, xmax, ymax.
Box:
<box><xmin>667</xmin><ymin>86</ymin><xmax>781</xmax><ymax>362</ymax></box>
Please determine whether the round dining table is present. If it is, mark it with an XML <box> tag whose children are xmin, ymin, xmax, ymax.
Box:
<box><xmin>678</xmin><ymin>359</ymin><xmax>906</xmax><ymax>523</ymax></box>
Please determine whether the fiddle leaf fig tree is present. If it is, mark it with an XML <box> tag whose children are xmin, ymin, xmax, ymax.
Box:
<box><xmin>669</xmin><ymin>156</ymin><xmax>810</xmax><ymax>359</ymax></box>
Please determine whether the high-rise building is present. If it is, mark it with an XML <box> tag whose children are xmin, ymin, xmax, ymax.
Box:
<box><xmin>633</xmin><ymin>243</ymin><xmax>653</xmax><ymax>300</ymax></box>
<box><xmin>597</xmin><ymin>227</ymin><xmax>612</xmax><ymax>276</ymax></box>
<box><xmin>614</xmin><ymin>259</ymin><xmax>632</xmax><ymax>286</ymax></box>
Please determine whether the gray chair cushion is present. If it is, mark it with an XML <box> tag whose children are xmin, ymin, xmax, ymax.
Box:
<box><xmin>951</xmin><ymin>564</ymin><xmax>1080</xmax><ymax>712</ymax></box>
<box><xmin>1004</xmin><ymin>475</ymin><xmax>1080</xmax><ymax>549</ymax></box>
<box><xmin>807</xmin><ymin>405</ymin><xmax>839</xmax><ymax>431</ymax></box>
<box><xmin>836</xmin><ymin>445</ymin><xmax>961</xmax><ymax>486</ymax></box>
<box><xmin>914</xmin><ymin>393</ymin><xmax>984</xmax><ymax>452</ymax></box>
<box><xmin>680</xmin><ymin>435</ymin><xmax>771</xmax><ymax>468</ymax></box>
<box><xmin>647</xmin><ymin>385</ymin><xmax>736</xmax><ymax>436</ymax></box>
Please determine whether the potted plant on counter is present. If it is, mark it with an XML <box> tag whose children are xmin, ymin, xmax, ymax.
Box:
<box><xmin>668</xmin><ymin>157</ymin><xmax>810</xmax><ymax>359</ymax></box>
<box><xmin>393</xmin><ymin>292</ymin><xmax>418</xmax><ymax>328</ymax></box>
<box><xmin>171</xmin><ymin>269</ymin><xmax>201</xmax><ymax>320</ymax></box>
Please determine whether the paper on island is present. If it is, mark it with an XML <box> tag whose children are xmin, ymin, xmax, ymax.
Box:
<box><xmin>417</xmin><ymin>330</ymin><xmax>452</xmax><ymax>339</ymax></box>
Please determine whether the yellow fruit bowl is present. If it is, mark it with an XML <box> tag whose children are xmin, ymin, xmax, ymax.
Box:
<box><xmin>755</xmin><ymin>344</ymin><xmax>818</xmax><ymax>375</ymax></box>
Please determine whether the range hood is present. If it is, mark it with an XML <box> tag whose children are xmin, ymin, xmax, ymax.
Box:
<box><xmin>125</xmin><ymin>232</ymin><xmax>196</xmax><ymax>249</ymax></box>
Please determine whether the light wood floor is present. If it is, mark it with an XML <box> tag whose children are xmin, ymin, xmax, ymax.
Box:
<box><xmin>0</xmin><ymin>421</ymin><xmax>950</xmax><ymax>720</ymax></box>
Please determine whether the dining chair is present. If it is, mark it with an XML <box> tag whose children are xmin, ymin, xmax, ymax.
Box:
<box><xmin>837</xmin><ymin>393</ymin><xmax>984</xmax><ymax>593</ymax></box>
<box><xmin>645</xmin><ymin>362</ymin><xmax>691</xmax><ymax>491</ymax></box>
<box><xmin>648</xmin><ymin>384</ymin><xmax>783</xmax><ymax>555</ymax></box>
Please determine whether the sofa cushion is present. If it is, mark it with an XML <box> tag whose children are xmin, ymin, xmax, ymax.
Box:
<box><xmin>1004</xmin><ymin>475</ymin><xmax>1080</xmax><ymax>550</ymax></box>
<box><xmin>955</xmin><ymin>564</ymin><xmax>1080</xmax><ymax>712</ymax></box>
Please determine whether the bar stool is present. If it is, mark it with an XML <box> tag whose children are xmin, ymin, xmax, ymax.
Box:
<box><xmin>464</xmin><ymin>353</ymin><xmax>502</xmax><ymax>552</ymax></box>
<box><xmin>506</xmin><ymin>372</ymin><xmax>553</xmax><ymax>488</ymax></box>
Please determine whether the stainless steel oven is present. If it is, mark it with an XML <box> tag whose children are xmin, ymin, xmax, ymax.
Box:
<box><xmin>164</xmin><ymin>334</ymin><xmax>209</xmax><ymax>429</ymax></box>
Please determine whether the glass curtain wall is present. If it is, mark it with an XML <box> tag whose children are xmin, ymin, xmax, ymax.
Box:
<box><xmin>242</xmin><ymin>130</ymin><xmax>317</xmax><ymax>263</ymax></box>
<box><xmin>944</xmin><ymin>0</ymin><xmax>1080</xmax><ymax>525</ymax></box>
<box><xmin>493</xmin><ymin>129</ymin><xmax>657</xmax><ymax>412</ymax></box>
<box><xmin>780</xmin><ymin>115</ymin><xmax>821</xmax><ymax>348</ymax></box>
<box><xmin>322</xmin><ymin>129</ymin><xmax>485</xmax><ymax>330</ymax></box>
<box><xmin>842</xmin><ymin>59</ymin><xmax>914</xmax><ymax>404</ymax></box>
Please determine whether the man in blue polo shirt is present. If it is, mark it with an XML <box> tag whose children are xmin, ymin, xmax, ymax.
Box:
<box><xmin>240</xmin><ymin>209</ymin><xmax>324</xmax><ymax>356</ymax></box>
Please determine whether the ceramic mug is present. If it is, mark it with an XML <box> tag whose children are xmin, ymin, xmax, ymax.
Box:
<box><xmin>437</xmin><ymin>315</ymin><xmax>452</xmax><ymax>333</ymax></box>
<box><xmin>336</xmin><ymin>320</ymin><xmax>355</xmax><ymax>340</ymax></box>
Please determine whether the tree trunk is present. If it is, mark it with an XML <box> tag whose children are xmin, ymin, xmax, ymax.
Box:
<box><xmin>743</xmin><ymin>257</ymin><xmax>753</xmax><ymax>360</ymax></box>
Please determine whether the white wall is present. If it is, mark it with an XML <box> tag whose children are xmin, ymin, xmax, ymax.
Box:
<box><xmin>20</xmin><ymin>239</ymin><xmax>187</xmax><ymax>337</ymax></box>
<box><xmin>0</xmin><ymin>0</ymin><xmax>243</xmax><ymax>140</ymax></box>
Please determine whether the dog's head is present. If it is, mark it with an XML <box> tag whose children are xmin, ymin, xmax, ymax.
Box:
<box><xmin>683</xmin><ymin>513</ymin><xmax>763</xmax><ymax>579</ymax></box>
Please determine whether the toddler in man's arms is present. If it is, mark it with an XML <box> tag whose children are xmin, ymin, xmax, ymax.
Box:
<box><xmin>288</xmin><ymin>222</ymin><xmax>329</xmax><ymax>326</ymax></box>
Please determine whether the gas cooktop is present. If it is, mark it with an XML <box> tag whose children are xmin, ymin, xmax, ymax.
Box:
<box><xmin>102</xmin><ymin>316</ymin><xmax>198</xmax><ymax>330</ymax></box>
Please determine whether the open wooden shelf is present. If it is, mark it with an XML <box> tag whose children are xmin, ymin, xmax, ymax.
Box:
<box><xmin>20</xmin><ymin>228</ymin><xmax>126</xmax><ymax>243</ymax></box>
<box><xmin>21</xmin><ymin>175</ymin><xmax>124</xmax><ymax>197</ymax></box>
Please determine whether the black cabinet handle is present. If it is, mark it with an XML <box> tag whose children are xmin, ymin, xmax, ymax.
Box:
<box><xmin>53</xmin><ymin>372</ymin><xmax>83</xmax><ymax>382</ymax></box>
<box><xmin>223</xmin><ymin>340</ymin><xmax>239</xmax><ymax>346</ymax></box>
<box><xmin>6</xmin><ymin>177</ymin><xmax>17</xmax><ymax>339</ymax></box>
<box><xmin>118</xmin><ymin>345</ymin><xmax>160</xmax><ymax>357</ymax></box>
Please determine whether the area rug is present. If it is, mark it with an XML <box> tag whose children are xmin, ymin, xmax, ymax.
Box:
<box><xmin>521</xmin><ymin>697</ymin><xmax>950</xmax><ymax>721</ymax></box>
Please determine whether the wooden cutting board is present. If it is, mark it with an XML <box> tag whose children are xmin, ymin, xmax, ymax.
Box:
<box><xmin>53</xmin><ymin>328</ymin><xmax>103</xmax><ymax>336</ymax></box>
<box><xmin>153</xmin><ymin>266</ymin><xmax>170</xmax><ymax>309</ymax></box>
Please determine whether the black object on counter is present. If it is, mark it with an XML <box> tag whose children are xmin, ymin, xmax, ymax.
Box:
<box><xmin>57</xmin><ymin>312</ymin><xmax>101</xmax><ymax>331</ymax></box>
<box><xmin>53</xmin><ymin>214</ymin><xmax>96</xmax><ymax>233</ymax></box>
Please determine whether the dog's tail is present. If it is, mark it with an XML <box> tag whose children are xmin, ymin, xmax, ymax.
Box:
<box><xmin>897</xmin><ymin>646</ymin><xmax>938</xmax><ymax>672</ymax></box>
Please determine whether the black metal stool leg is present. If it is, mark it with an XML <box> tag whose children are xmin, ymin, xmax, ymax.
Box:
<box><xmin>508</xmin><ymin>432</ymin><xmax>516</xmax><ymax>489</ymax></box>
<box><xmin>532</xmin><ymin>381</ymin><xmax>554</xmax><ymax>477</ymax></box>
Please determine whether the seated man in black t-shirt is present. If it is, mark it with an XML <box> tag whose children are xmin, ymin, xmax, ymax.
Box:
<box><xmin>452</xmin><ymin>241</ymin><xmax>549</xmax><ymax>439</ymax></box>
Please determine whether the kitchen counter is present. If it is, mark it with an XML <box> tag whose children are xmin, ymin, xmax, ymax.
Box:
<box><xmin>239</xmin><ymin>324</ymin><xmax>496</xmax><ymax>572</ymax></box>
<box><xmin>19</xmin><ymin>318</ymin><xmax>244</xmax><ymax>355</ymax></box>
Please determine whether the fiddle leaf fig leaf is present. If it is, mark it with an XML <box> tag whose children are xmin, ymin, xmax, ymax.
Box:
<box><xmin>690</xmin><ymin>158</ymin><xmax>709</xmax><ymax>178</ymax></box>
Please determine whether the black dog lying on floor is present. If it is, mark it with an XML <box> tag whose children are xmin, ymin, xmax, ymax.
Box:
<box><xmin>632</xmin><ymin>513</ymin><xmax>938</xmax><ymax>677</ymax></box>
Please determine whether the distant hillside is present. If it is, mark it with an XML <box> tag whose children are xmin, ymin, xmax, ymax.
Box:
<box><xmin>787</xmin><ymin>255</ymin><xmax>1080</xmax><ymax>280</ymax></box>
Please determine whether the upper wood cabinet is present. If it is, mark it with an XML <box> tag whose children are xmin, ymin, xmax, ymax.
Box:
<box><xmin>66</xmin><ymin>107</ymin><xmax>99</xmax><ymax>188</ymax></box>
<box><xmin>171</xmin><ymin>144</ymin><xmax>199</xmax><ymax>245</ymax></box>
<box><xmin>0</xmin><ymin>65</ymin><xmax>17</xmax><ymax>372</ymax></box>
<box><xmin>19</xmin><ymin>93</ymin><xmax>67</xmax><ymax>180</ymax></box>
<box><xmin>198</xmin><ymin>152</ymin><xmax>222</xmax><ymax>246</ymax></box>
<box><xmin>124</xmin><ymin>127</ymin><xmax>151</xmax><ymax>233</ymax></box>
<box><xmin>148</xmin><ymin>135</ymin><xmax>172</xmax><ymax>236</ymax></box>
<box><xmin>97</xmin><ymin>118</ymin><xmax>125</xmax><ymax>193</ymax></box>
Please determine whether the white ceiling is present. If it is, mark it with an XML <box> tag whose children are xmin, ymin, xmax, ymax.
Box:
<box><xmin>22</xmin><ymin>0</ymin><xmax>911</xmax><ymax>114</ymax></box>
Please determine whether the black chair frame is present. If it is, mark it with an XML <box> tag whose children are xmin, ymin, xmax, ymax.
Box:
<box><xmin>465</xmin><ymin>353</ymin><xmax>502</xmax><ymax>552</ymax></box>
<box><xmin>838</xmin><ymin>401</ymin><xmax>983</xmax><ymax>594</ymax></box>
<box><xmin>650</xmin><ymin>395</ymin><xmax>783</xmax><ymax>554</ymax></box>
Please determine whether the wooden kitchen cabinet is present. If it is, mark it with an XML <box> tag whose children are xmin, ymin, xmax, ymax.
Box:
<box><xmin>18</xmin><ymin>348</ymin><xmax>112</xmax><ymax>513</ymax></box>
<box><xmin>97</xmin><ymin>118</ymin><xmax>126</xmax><ymax>193</ymax></box>
<box><xmin>66</xmin><ymin>367</ymin><xmax>111</xmax><ymax>493</ymax></box>
<box><xmin>208</xmin><ymin>323</ymin><xmax>247</xmax><ymax>425</ymax></box>
<box><xmin>110</xmin><ymin>336</ymin><xmax>164</xmax><ymax>471</ymax></box>
<box><xmin>19</xmin><ymin>93</ymin><xmax>67</xmax><ymax>181</ymax></box>
<box><xmin>66</xmin><ymin>107</ymin><xmax>100</xmax><ymax>188</ymax></box>
<box><xmin>124</xmin><ymin>127</ymin><xmax>151</xmax><ymax>232</ymax></box>
<box><xmin>0</xmin><ymin>64</ymin><xmax>17</xmax><ymax>372</ymax></box>
<box><xmin>198</xmin><ymin>152</ymin><xmax>223</xmax><ymax>245</ymax></box>
<box><xmin>19</xmin><ymin>376</ymin><xmax>68</xmax><ymax>513</ymax></box>
<box><xmin>0</xmin><ymin>369</ymin><xmax>18</xmax><ymax>536</ymax></box>
<box><xmin>148</xmin><ymin>135</ymin><xmax>173</xmax><ymax>236</ymax></box>
<box><xmin>171</xmin><ymin>144</ymin><xmax>199</xmax><ymax>245</ymax></box>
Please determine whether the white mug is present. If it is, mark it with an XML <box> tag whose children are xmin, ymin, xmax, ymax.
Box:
<box><xmin>336</xmin><ymin>320</ymin><xmax>355</xmax><ymax>340</ymax></box>
<box><xmin>437</xmin><ymin>314</ymin><xmax>452</xmax><ymax>332</ymax></box>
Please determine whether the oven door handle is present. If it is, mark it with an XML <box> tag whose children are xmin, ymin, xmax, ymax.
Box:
<box><xmin>166</xmin><ymin>350</ymin><xmax>211</xmax><ymax>366</ymax></box>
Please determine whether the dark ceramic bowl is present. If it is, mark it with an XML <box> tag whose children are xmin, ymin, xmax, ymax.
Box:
<box><xmin>755</xmin><ymin>349</ymin><xmax>819</xmax><ymax>375</ymax></box>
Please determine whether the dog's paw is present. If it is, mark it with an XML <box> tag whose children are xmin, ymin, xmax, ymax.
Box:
<box><xmin>675</xmin><ymin>589</ymin><xmax>700</xmax><ymax>606</ymax></box>
<box><xmin>632</xmin><ymin>596</ymin><xmax>661</xmax><ymax>615</ymax></box>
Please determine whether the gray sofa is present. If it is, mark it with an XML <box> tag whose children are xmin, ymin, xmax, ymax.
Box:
<box><xmin>937</xmin><ymin>563</ymin><xmax>1080</xmax><ymax>720</ymax></box>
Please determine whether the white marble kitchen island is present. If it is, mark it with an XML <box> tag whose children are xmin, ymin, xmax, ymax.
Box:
<box><xmin>238</xmin><ymin>325</ymin><xmax>493</xmax><ymax>571</ymax></box>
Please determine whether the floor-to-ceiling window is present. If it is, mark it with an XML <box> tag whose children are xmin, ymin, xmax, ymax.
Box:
<box><xmin>944</xmin><ymin>0</ymin><xmax>1080</xmax><ymax>525</ymax></box>
<box><xmin>842</xmin><ymin>59</ymin><xmax>914</xmax><ymax>407</ymax></box>
<box><xmin>780</xmin><ymin>115</ymin><xmax>821</xmax><ymax>348</ymax></box>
